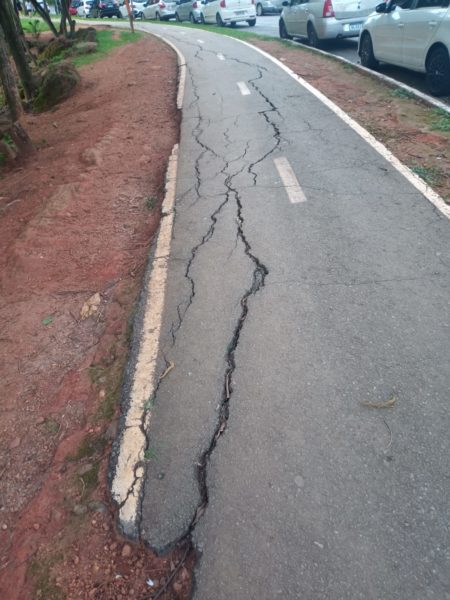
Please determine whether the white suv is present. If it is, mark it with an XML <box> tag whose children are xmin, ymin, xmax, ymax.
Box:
<box><xmin>202</xmin><ymin>0</ymin><xmax>257</xmax><ymax>26</ymax></box>
<box><xmin>359</xmin><ymin>0</ymin><xmax>450</xmax><ymax>96</ymax></box>
<box><xmin>279</xmin><ymin>0</ymin><xmax>378</xmax><ymax>46</ymax></box>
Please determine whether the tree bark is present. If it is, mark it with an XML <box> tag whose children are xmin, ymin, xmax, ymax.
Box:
<box><xmin>0</xmin><ymin>21</ymin><xmax>22</xmax><ymax>121</ymax></box>
<box><xmin>59</xmin><ymin>0</ymin><xmax>75</xmax><ymax>37</ymax></box>
<box><xmin>0</xmin><ymin>0</ymin><xmax>37</xmax><ymax>100</ymax></box>
<box><xmin>29</xmin><ymin>0</ymin><xmax>59</xmax><ymax>36</ymax></box>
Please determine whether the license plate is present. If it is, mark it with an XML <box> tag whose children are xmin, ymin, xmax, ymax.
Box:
<box><xmin>344</xmin><ymin>22</ymin><xmax>361</xmax><ymax>32</ymax></box>
<box><xmin>235</xmin><ymin>9</ymin><xmax>246</xmax><ymax>14</ymax></box>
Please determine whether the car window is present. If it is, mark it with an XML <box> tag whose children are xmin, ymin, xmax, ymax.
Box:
<box><xmin>290</xmin><ymin>0</ymin><xmax>303</xmax><ymax>5</ymax></box>
<box><xmin>395</xmin><ymin>0</ymin><xmax>413</xmax><ymax>8</ymax></box>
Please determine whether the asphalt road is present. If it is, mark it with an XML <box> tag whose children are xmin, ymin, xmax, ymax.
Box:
<box><xmin>124</xmin><ymin>23</ymin><xmax>450</xmax><ymax>599</ymax></box>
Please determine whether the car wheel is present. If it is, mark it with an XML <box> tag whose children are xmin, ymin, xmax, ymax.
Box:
<box><xmin>256</xmin><ymin>3</ymin><xmax>263</xmax><ymax>16</ymax></box>
<box><xmin>279</xmin><ymin>18</ymin><xmax>292</xmax><ymax>40</ymax></box>
<box><xmin>247</xmin><ymin>18</ymin><xmax>256</xmax><ymax>26</ymax></box>
<box><xmin>156</xmin><ymin>12</ymin><xmax>161</xmax><ymax>19</ymax></box>
<box><xmin>189</xmin><ymin>12</ymin><xmax>195</xmax><ymax>22</ymax></box>
<box><xmin>141</xmin><ymin>13</ymin><xmax>146</xmax><ymax>20</ymax></box>
<box><xmin>230</xmin><ymin>21</ymin><xmax>237</xmax><ymax>27</ymax></box>
<box><xmin>176</xmin><ymin>11</ymin><xmax>181</xmax><ymax>20</ymax></box>
<box><xmin>200</xmin><ymin>13</ymin><xmax>205</xmax><ymax>23</ymax></box>
<box><xmin>359</xmin><ymin>32</ymin><xmax>378</xmax><ymax>70</ymax></box>
<box><xmin>307</xmin><ymin>22</ymin><xmax>321</xmax><ymax>48</ymax></box>
<box><xmin>426</xmin><ymin>46</ymin><xmax>450</xmax><ymax>97</ymax></box>
<box><xmin>216</xmin><ymin>12</ymin><xmax>225</xmax><ymax>26</ymax></box>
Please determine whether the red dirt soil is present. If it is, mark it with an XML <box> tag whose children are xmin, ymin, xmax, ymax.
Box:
<box><xmin>0</xmin><ymin>32</ymin><xmax>192</xmax><ymax>599</ymax></box>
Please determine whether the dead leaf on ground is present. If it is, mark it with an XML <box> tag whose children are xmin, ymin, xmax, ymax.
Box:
<box><xmin>80</xmin><ymin>292</ymin><xmax>101</xmax><ymax>320</ymax></box>
<box><xmin>361</xmin><ymin>395</ymin><xmax>397</xmax><ymax>409</ymax></box>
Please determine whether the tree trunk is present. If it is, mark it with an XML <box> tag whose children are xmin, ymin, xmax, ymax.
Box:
<box><xmin>0</xmin><ymin>21</ymin><xmax>22</xmax><ymax>121</ymax></box>
<box><xmin>59</xmin><ymin>0</ymin><xmax>75</xmax><ymax>37</ymax></box>
<box><xmin>0</xmin><ymin>1</ymin><xmax>37</xmax><ymax>100</ymax></box>
<box><xmin>29</xmin><ymin>0</ymin><xmax>59</xmax><ymax>36</ymax></box>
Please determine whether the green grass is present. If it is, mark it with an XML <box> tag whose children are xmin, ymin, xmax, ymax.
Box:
<box><xmin>20</xmin><ymin>17</ymin><xmax>52</xmax><ymax>33</ymax></box>
<box><xmin>430</xmin><ymin>108</ymin><xmax>450</xmax><ymax>133</ymax></box>
<box><xmin>389</xmin><ymin>87</ymin><xmax>416</xmax><ymax>100</ymax></box>
<box><xmin>71</xmin><ymin>29</ymin><xmax>142</xmax><ymax>66</ymax></box>
<box><xmin>67</xmin><ymin>433</ymin><xmax>106</xmax><ymax>462</ymax></box>
<box><xmin>410</xmin><ymin>164</ymin><xmax>442</xmax><ymax>186</ymax></box>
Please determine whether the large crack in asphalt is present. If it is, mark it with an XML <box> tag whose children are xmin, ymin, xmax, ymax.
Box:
<box><xmin>130</xmin><ymin>37</ymin><xmax>285</xmax><ymax>569</ymax></box>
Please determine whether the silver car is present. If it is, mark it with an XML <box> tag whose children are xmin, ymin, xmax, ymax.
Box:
<box><xmin>142</xmin><ymin>0</ymin><xmax>177</xmax><ymax>19</ymax></box>
<box><xmin>175</xmin><ymin>0</ymin><xmax>205</xmax><ymax>22</ymax></box>
<box><xmin>279</xmin><ymin>0</ymin><xmax>378</xmax><ymax>46</ymax></box>
<box><xmin>256</xmin><ymin>0</ymin><xmax>283</xmax><ymax>16</ymax></box>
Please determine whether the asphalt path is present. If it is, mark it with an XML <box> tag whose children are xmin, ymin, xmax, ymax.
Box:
<box><xmin>121</xmin><ymin>23</ymin><xmax>450</xmax><ymax>599</ymax></box>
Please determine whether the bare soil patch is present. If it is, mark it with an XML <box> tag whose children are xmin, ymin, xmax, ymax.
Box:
<box><xmin>0</xmin><ymin>31</ymin><xmax>192</xmax><ymax>599</ymax></box>
<box><xmin>252</xmin><ymin>39</ymin><xmax>450</xmax><ymax>203</ymax></box>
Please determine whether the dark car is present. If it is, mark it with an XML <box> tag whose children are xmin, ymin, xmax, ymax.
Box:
<box><xmin>88</xmin><ymin>0</ymin><xmax>122</xmax><ymax>17</ymax></box>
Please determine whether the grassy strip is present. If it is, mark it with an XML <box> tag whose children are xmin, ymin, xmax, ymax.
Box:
<box><xmin>72</xmin><ymin>29</ymin><xmax>142</xmax><ymax>67</ymax></box>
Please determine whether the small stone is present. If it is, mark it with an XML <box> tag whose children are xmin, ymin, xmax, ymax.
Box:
<box><xmin>121</xmin><ymin>544</ymin><xmax>132</xmax><ymax>558</ymax></box>
<box><xmin>98</xmin><ymin>389</ymin><xmax>106</xmax><ymax>399</ymax></box>
<box><xmin>9</xmin><ymin>437</ymin><xmax>21</xmax><ymax>450</ymax></box>
<box><xmin>74</xmin><ymin>555</ymin><xmax>80</xmax><ymax>565</ymax></box>
<box><xmin>33</xmin><ymin>523</ymin><xmax>40</xmax><ymax>531</ymax></box>
<box><xmin>78</xmin><ymin>463</ymin><xmax>93</xmax><ymax>476</ymax></box>
<box><xmin>36</xmin><ymin>416</ymin><xmax>45</xmax><ymax>425</ymax></box>
<box><xmin>88</xmin><ymin>501</ymin><xmax>107</xmax><ymax>514</ymax></box>
<box><xmin>1</xmin><ymin>523</ymin><xmax>8</xmax><ymax>530</ymax></box>
<box><xmin>73</xmin><ymin>504</ymin><xmax>88</xmax><ymax>516</ymax></box>
<box><xmin>110</xmin><ymin>542</ymin><xmax>117</xmax><ymax>551</ymax></box>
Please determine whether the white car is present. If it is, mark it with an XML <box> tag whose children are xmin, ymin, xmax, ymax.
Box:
<box><xmin>118</xmin><ymin>0</ymin><xmax>148</xmax><ymax>16</ymax></box>
<box><xmin>77</xmin><ymin>0</ymin><xmax>94</xmax><ymax>16</ymax></box>
<box><xmin>359</xmin><ymin>0</ymin><xmax>450</xmax><ymax>96</ymax></box>
<box><xmin>279</xmin><ymin>0</ymin><xmax>378</xmax><ymax>47</ymax></box>
<box><xmin>175</xmin><ymin>0</ymin><xmax>205</xmax><ymax>22</ymax></box>
<box><xmin>142</xmin><ymin>0</ymin><xmax>177</xmax><ymax>18</ymax></box>
<box><xmin>202</xmin><ymin>0</ymin><xmax>256</xmax><ymax>26</ymax></box>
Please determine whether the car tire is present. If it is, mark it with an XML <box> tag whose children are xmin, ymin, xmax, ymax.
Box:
<box><xmin>247</xmin><ymin>18</ymin><xmax>256</xmax><ymax>26</ymax></box>
<box><xmin>200</xmin><ymin>13</ymin><xmax>205</xmax><ymax>23</ymax></box>
<box><xmin>426</xmin><ymin>46</ymin><xmax>450</xmax><ymax>97</ymax></box>
<box><xmin>176</xmin><ymin>12</ymin><xmax>181</xmax><ymax>21</ymax></box>
<box><xmin>141</xmin><ymin>13</ymin><xmax>146</xmax><ymax>20</ymax></box>
<box><xmin>256</xmin><ymin>3</ymin><xmax>263</xmax><ymax>16</ymax></box>
<box><xmin>279</xmin><ymin>18</ymin><xmax>292</xmax><ymax>40</ymax></box>
<box><xmin>156</xmin><ymin>12</ymin><xmax>161</xmax><ymax>19</ymax></box>
<box><xmin>359</xmin><ymin>32</ymin><xmax>378</xmax><ymax>70</ymax></box>
<box><xmin>307</xmin><ymin>22</ymin><xmax>321</xmax><ymax>48</ymax></box>
<box><xmin>189</xmin><ymin>12</ymin><xmax>195</xmax><ymax>22</ymax></box>
<box><xmin>230</xmin><ymin>21</ymin><xmax>237</xmax><ymax>27</ymax></box>
<box><xmin>216</xmin><ymin>12</ymin><xmax>225</xmax><ymax>26</ymax></box>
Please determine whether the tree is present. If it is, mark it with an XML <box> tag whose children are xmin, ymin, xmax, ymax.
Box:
<box><xmin>0</xmin><ymin>0</ymin><xmax>37</xmax><ymax>100</ymax></box>
<box><xmin>0</xmin><ymin>22</ymin><xmax>35</xmax><ymax>157</ymax></box>
<box><xmin>29</xmin><ymin>0</ymin><xmax>59</xmax><ymax>37</ymax></box>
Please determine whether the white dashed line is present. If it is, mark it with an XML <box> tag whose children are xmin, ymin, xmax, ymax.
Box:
<box><xmin>274</xmin><ymin>157</ymin><xmax>307</xmax><ymax>204</ymax></box>
<box><xmin>237</xmin><ymin>81</ymin><xmax>251</xmax><ymax>96</ymax></box>
<box><xmin>217</xmin><ymin>53</ymin><xmax>225</xmax><ymax>60</ymax></box>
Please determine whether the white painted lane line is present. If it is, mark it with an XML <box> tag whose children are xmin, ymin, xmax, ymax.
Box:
<box><xmin>274</xmin><ymin>157</ymin><xmax>307</xmax><ymax>204</ymax></box>
<box><xmin>217</xmin><ymin>53</ymin><xmax>225</xmax><ymax>60</ymax></box>
<box><xmin>197</xmin><ymin>39</ymin><xmax>205</xmax><ymax>44</ymax></box>
<box><xmin>237</xmin><ymin>81</ymin><xmax>251</xmax><ymax>96</ymax></box>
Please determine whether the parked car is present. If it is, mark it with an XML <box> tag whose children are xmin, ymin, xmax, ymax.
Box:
<box><xmin>118</xmin><ymin>0</ymin><xmax>147</xmax><ymax>17</ymax></box>
<box><xmin>69</xmin><ymin>0</ymin><xmax>82</xmax><ymax>15</ymax></box>
<box><xmin>256</xmin><ymin>0</ymin><xmax>283</xmax><ymax>16</ymax></box>
<box><xmin>175</xmin><ymin>0</ymin><xmax>205</xmax><ymax>21</ymax></box>
<box><xmin>359</xmin><ymin>0</ymin><xmax>450</xmax><ymax>96</ymax></box>
<box><xmin>88</xmin><ymin>0</ymin><xmax>122</xmax><ymax>17</ymax></box>
<box><xmin>201</xmin><ymin>0</ymin><xmax>257</xmax><ymax>26</ymax></box>
<box><xmin>279</xmin><ymin>0</ymin><xmax>378</xmax><ymax>46</ymax></box>
<box><xmin>77</xmin><ymin>0</ymin><xmax>94</xmax><ymax>15</ymax></box>
<box><xmin>142</xmin><ymin>0</ymin><xmax>177</xmax><ymax>19</ymax></box>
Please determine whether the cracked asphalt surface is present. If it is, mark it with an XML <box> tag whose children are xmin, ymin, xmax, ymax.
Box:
<box><xmin>122</xmin><ymin>24</ymin><xmax>450</xmax><ymax>599</ymax></box>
